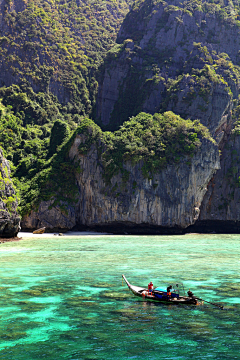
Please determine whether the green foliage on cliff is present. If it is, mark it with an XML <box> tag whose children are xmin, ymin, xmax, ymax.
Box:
<box><xmin>100</xmin><ymin>0</ymin><xmax>240</xmax><ymax>130</ymax></box>
<box><xmin>48</xmin><ymin>120</ymin><xmax>70</xmax><ymax>158</ymax></box>
<box><xmin>16</xmin><ymin>130</ymin><xmax>79</xmax><ymax>217</ymax></box>
<box><xmin>0</xmin><ymin>148</ymin><xmax>19</xmax><ymax>214</ymax></box>
<box><xmin>121</xmin><ymin>0</ymin><xmax>240</xmax><ymax>41</ymax></box>
<box><xmin>0</xmin><ymin>0</ymin><xmax>134</xmax><ymax>212</ymax></box>
<box><xmin>0</xmin><ymin>0</ymin><xmax>132</xmax><ymax>114</ymax></box>
<box><xmin>1</xmin><ymin>0</ymin><xmax>239</xmax><ymax>221</ymax></box>
<box><xmin>0</xmin><ymin>85</ymin><xmax>77</xmax><ymax>170</ymax></box>
<box><xmin>16</xmin><ymin>110</ymin><xmax>214</xmax><ymax>215</ymax></box>
<box><xmin>0</xmin><ymin>85</ymin><xmax>81</xmax><ymax>204</ymax></box>
<box><xmin>103</xmin><ymin>111</ymin><xmax>214</xmax><ymax>181</ymax></box>
<box><xmin>77</xmin><ymin>111</ymin><xmax>214</xmax><ymax>183</ymax></box>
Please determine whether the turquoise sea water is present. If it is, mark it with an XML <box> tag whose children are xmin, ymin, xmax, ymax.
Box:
<box><xmin>0</xmin><ymin>234</ymin><xmax>239</xmax><ymax>360</ymax></box>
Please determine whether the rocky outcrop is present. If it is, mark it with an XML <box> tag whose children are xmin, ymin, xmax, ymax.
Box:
<box><xmin>191</xmin><ymin>132</ymin><xmax>240</xmax><ymax>232</ymax></box>
<box><xmin>0</xmin><ymin>148</ymin><xmax>20</xmax><ymax>237</ymax></box>
<box><xmin>71</xmin><ymin>134</ymin><xmax>219</xmax><ymax>232</ymax></box>
<box><xmin>20</xmin><ymin>0</ymin><xmax>240</xmax><ymax>233</ymax></box>
<box><xmin>21</xmin><ymin>200</ymin><xmax>76</xmax><ymax>232</ymax></box>
<box><xmin>94</xmin><ymin>0</ymin><xmax>240</xmax><ymax>232</ymax></box>
<box><xmin>22</xmin><ymin>130</ymin><xmax>220</xmax><ymax>233</ymax></box>
<box><xmin>0</xmin><ymin>0</ymin><xmax>131</xmax><ymax>114</ymax></box>
<box><xmin>97</xmin><ymin>63</ymin><xmax>129</xmax><ymax>127</ymax></box>
<box><xmin>97</xmin><ymin>0</ymin><xmax>240</xmax><ymax>140</ymax></box>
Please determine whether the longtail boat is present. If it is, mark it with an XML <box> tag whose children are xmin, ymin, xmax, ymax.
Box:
<box><xmin>122</xmin><ymin>274</ymin><xmax>199</xmax><ymax>305</ymax></box>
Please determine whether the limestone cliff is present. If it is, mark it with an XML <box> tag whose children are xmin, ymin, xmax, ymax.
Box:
<box><xmin>69</xmin><ymin>133</ymin><xmax>219</xmax><ymax>232</ymax></box>
<box><xmin>97</xmin><ymin>0</ymin><xmax>239</xmax><ymax>142</ymax></box>
<box><xmin>21</xmin><ymin>123</ymin><xmax>220</xmax><ymax>233</ymax></box>
<box><xmin>20</xmin><ymin>0</ymin><xmax>240</xmax><ymax>233</ymax></box>
<box><xmin>0</xmin><ymin>0</ymin><xmax>131</xmax><ymax>113</ymax></box>
<box><xmin>94</xmin><ymin>0</ymin><xmax>240</xmax><ymax>232</ymax></box>
<box><xmin>193</xmin><ymin>131</ymin><xmax>240</xmax><ymax>232</ymax></box>
<box><xmin>0</xmin><ymin>148</ymin><xmax>20</xmax><ymax>237</ymax></box>
<box><xmin>21</xmin><ymin>199</ymin><xmax>76</xmax><ymax>233</ymax></box>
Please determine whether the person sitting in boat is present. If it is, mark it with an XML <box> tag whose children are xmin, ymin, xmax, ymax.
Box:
<box><xmin>167</xmin><ymin>285</ymin><xmax>172</xmax><ymax>298</ymax></box>
<box><xmin>187</xmin><ymin>289</ymin><xmax>194</xmax><ymax>298</ymax></box>
<box><xmin>148</xmin><ymin>281</ymin><xmax>153</xmax><ymax>295</ymax></box>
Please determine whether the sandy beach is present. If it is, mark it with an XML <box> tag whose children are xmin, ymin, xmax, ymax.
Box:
<box><xmin>0</xmin><ymin>231</ymin><xmax>110</xmax><ymax>243</ymax></box>
<box><xmin>18</xmin><ymin>231</ymin><xmax>110</xmax><ymax>238</ymax></box>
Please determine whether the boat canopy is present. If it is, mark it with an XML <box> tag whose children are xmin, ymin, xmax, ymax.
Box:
<box><xmin>155</xmin><ymin>282</ymin><xmax>185</xmax><ymax>295</ymax></box>
<box><xmin>154</xmin><ymin>288</ymin><xmax>167</xmax><ymax>292</ymax></box>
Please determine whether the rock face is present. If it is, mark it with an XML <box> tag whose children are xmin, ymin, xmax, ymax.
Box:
<box><xmin>0</xmin><ymin>0</ymin><xmax>130</xmax><ymax>113</ymax></box>
<box><xmin>20</xmin><ymin>0</ymin><xmax>240</xmax><ymax>233</ymax></box>
<box><xmin>97</xmin><ymin>0</ymin><xmax>239</xmax><ymax>140</ymax></box>
<box><xmin>22</xmin><ymin>130</ymin><xmax>220</xmax><ymax>233</ymax></box>
<box><xmin>0</xmin><ymin>148</ymin><xmax>20</xmax><ymax>237</ymax></box>
<box><xmin>21</xmin><ymin>200</ymin><xmax>77</xmax><ymax>233</ymax></box>
<box><xmin>94</xmin><ymin>0</ymin><xmax>240</xmax><ymax>232</ymax></box>
<box><xmin>70</xmin><ymin>134</ymin><xmax>220</xmax><ymax>232</ymax></box>
<box><xmin>193</xmin><ymin>132</ymin><xmax>240</xmax><ymax>232</ymax></box>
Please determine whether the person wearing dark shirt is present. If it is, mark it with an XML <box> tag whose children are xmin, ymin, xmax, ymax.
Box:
<box><xmin>167</xmin><ymin>285</ymin><xmax>172</xmax><ymax>298</ymax></box>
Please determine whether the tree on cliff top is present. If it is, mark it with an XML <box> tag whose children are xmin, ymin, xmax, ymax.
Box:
<box><xmin>48</xmin><ymin>120</ymin><xmax>70</xmax><ymax>158</ymax></box>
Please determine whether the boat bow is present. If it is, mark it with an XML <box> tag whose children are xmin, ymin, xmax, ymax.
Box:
<box><xmin>122</xmin><ymin>274</ymin><xmax>146</xmax><ymax>296</ymax></box>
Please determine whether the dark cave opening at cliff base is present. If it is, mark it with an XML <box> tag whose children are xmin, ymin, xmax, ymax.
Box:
<box><xmin>73</xmin><ymin>223</ymin><xmax>185</xmax><ymax>235</ymax></box>
<box><xmin>74</xmin><ymin>221</ymin><xmax>240</xmax><ymax>235</ymax></box>
<box><xmin>186</xmin><ymin>220</ymin><xmax>240</xmax><ymax>234</ymax></box>
<box><xmin>21</xmin><ymin>221</ymin><xmax>240</xmax><ymax>236</ymax></box>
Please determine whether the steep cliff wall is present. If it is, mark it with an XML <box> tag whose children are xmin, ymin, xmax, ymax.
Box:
<box><xmin>21</xmin><ymin>117</ymin><xmax>220</xmax><ymax>233</ymax></box>
<box><xmin>0</xmin><ymin>0</ymin><xmax>132</xmax><ymax>112</ymax></box>
<box><xmin>97</xmin><ymin>0</ymin><xmax>240</xmax><ymax>140</ymax></box>
<box><xmin>19</xmin><ymin>0</ymin><xmax>240</xmax><ymax>233</ymax></box>
<box><xmin>69</xmin><ymin>134</ymin><xmax>219</xmax><ymax>232</ymax></box>
<box><xmin>94</xmin><ymin>0</ymin><xmax>240</xmax><ymax>231</ymax></box>
<box><xmin>192</xmin><ymin>131</ymin><xmax>240</xmax><ymax>232</ymax></box>
<box><xmin>0</xmin><ymin>148</ymin><xmax>20</xmax><ymax>237</ymax></box>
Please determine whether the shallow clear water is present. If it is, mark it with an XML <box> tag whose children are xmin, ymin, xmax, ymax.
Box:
<box><xmin>0</xmin><ymin>234</ymin><xmax>239</xmax><ymax>360</ymax></box>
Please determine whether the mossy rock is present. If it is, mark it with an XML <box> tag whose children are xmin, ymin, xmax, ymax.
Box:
<box><xmin>91</xmin><ymin>282</ymin><xmax>115</xmax><ymax>288</ymax></box>
<box><xmin>216</xmin><ymin>284</ymin><xmax>240</xmax><ymax>292</ymax></box>
<box><xmin>99</xmin><ymin>291</ymin><xmax>132</xmax><ymax>300</ymax></box>
<box><xmin>23</xmin><ymin>321</ymin><xmax>45</xmax><ymax>330</ymax></box>
<box><xmin>199</xmin><ymin>285</ymin><xmax>216</xmax><ymax>290</ymax></box>
<box><xmin>81</xmin><ymin>318</ymin><xmax>99</xmax><ymax>326</ymax></box>
<box><xmin>22</xmin><ymin>290</ymin><xmax>43</xmax><ymax>297</ymax></box>
<box><xmin>83</xmin><ymin>356</ymin><xmax>99</xmax><ymax>360</ymax></box>
<box><xmin>0</xmin><ymin>286</ymin><xmax>10</xmax><ymax>290</ymax></box>
<box><xmin>123</xmin><ymin>327</ymin><xmax>144</xmax><ymax>333</ymax></box>
<box><xmin>0</xmin><ymin>292</ymin><xmax>15</xmax><ymax>303</ymax></box>
<box><xmin>1</xmin><ymin>320</ymin><xmax>44</xmax><ymax>333</ymax></box>
<box><xmin>66</xmin><ymin>296</ymin><xmax>93</xmax><ymax>302</ymax></box>
<box><xmin>64</xmin><ymin>300</ymin><xmax>96</xmax><ymax>308</ymax></box>
<box><xmin>15</xmin><ymin>301</ymin><xmax>46</xmax><ymax>313</ymax></box>
<box><xmin>21</xmin><ymin>286</ymin><xmax>66</xmax><ymax>297</ymax></box>
<box><xmin>111</xmin><ymin>308</ymin><xmax>139</xmax><ymax>319</ymax></box>
<box><xmin>0</xmin><ymin>331</ymin><xmax>27</xmax><ymax>340</ymax></box>
<box><xmin>184</xmin><ymin>321</ymin><xmax>214</xmax><ymax>339</ymax></box>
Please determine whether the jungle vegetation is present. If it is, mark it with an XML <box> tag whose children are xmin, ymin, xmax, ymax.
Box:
<box><xmin>0</xmin><ymin>0</ymin><xmax>240</xmax><ymax>216</ymax></box>
<box><xmin>16</xmin><ymin>111</ymin><xmax>214</xmax><ymax>216</ymax></box>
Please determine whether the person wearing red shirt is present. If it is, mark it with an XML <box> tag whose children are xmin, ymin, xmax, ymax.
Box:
<box><xmin>148</xmin><ymin>281</ymin><xmax>153</xmax><ymax>295</ymax></box>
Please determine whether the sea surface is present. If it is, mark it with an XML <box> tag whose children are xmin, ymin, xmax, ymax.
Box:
<box><xmin>0</xmin><ymin>234</ymin><xmax>239</xmax><ymax>360</ymax></box>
